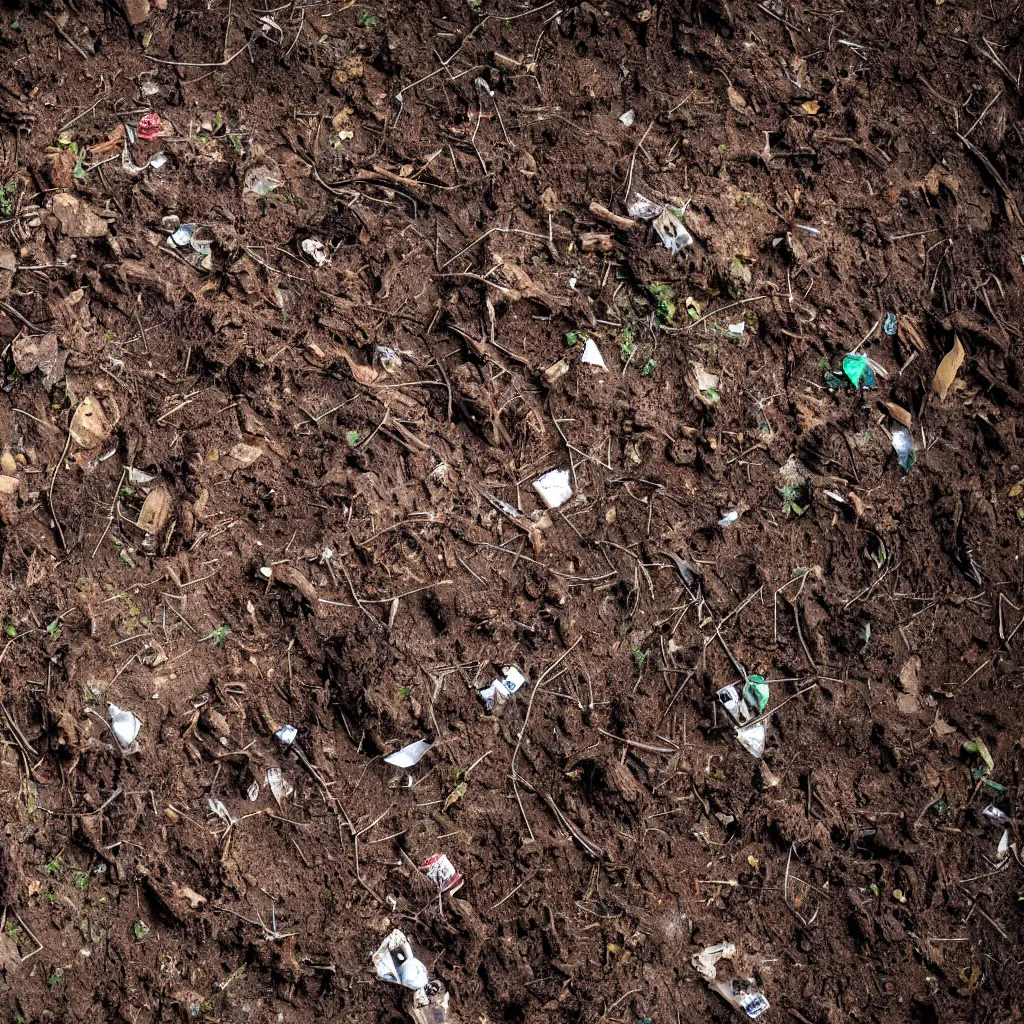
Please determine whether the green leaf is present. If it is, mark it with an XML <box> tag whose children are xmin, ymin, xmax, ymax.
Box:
<box><xmin>346</xmin><ymin>429</ymin><xmax>360</xmax><ymax>445</ymax></box>
<box><xmin>963</xmin><ymin>738</ymin><xmax>994</xmax><ymax>771</ymax></box>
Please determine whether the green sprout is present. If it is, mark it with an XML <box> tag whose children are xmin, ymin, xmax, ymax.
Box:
<box><xmin>202</xmin><ymin>624</ymin><xmax>232</xmax><ymax>646</ymax></box>
<box><xmin>777</xmin><ymin>483</ymin><xmax>804</xmax><ymax>516</ymax></box>
<box><xmin>647</xmin><ymin>282</ymin><xmax>676</xmax><ymax>323</ymax></box>
<box><xmin>134</xmin><ymin>921</ymin><xmax>150</xmax><ymax>940</ymax></box>
<box><xmin>356</xmin><ymin>9</ymin><xmax>378</xmax><ymax>25</ymax></box>
<box><xmin>346</xmin><ymin>429</ymin><xmax>360</xmax><ymax>446</ymax></box>
<box><xmin>629</xmin><ymin>644</ymin><xmax>648</xmax><ymax>667</ymax></box>
<box><xmin>45</xmin><ymin>856</ymin><xmax>62</xmax><ymax>875</ymax></box>
<box><xmin>641</xmin><ymin>358</ymin><xmax>657</xmax><ymax>376</ymax></box>
<box><xmin>0</xmin><ymin>180</ymin><xmax>16</xmax><ymax>216</ymax></box>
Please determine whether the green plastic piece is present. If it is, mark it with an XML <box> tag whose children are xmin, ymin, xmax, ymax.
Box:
<box><xmin>743</xmin><ymin>674</ymin><xmax>769</xmax><ymax>712</ymax></box>
<box><xmin>842</xmin><ymin>353</ymin><xmax>876</xmax><ymax>389</ymax></box>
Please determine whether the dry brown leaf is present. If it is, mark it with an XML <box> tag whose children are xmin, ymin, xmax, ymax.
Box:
<box><xmin>884</xmin><ymin>401</ymin><xmax>913</xmax><ymax>428</ymax></box>
<box><xmin>919</xmin><ymin>167</ymin><xmax>942</xmax><ymax>196</ymax></box>
<box><xmin>801</xmin><ymin>100</ymin><xmax>820</xmax><ymax>115</ymax></box>
<box><xmin>341</xmin><ymin>350</ymin><xmax>379</xmax><ymax>385</ymax></box>
<box><xmin>931</xmin><ymin>334</ymin><xmax>965</xmax><ymax>400</ymax></box>
<box><xmin>136</xmin><ymin>485</ymin><xmax>172</xmax><ymax>535</ymax></box>
<box><xmin>727</xmin><ymin>86</ymin><xmax>748</xmax><ymax>112</ymax></box>
<box><xmin>0</xmin><ymin>476</ymin><xmax>20</xmax><ymax>496</ymax></box>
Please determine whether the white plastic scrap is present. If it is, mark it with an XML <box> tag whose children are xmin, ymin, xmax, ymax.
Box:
<box><xmin>619</xmin><ymin>109</ymin><xmax>635</xmax><ymax>126</ymax></box>
<box><xmin>244</xmin><ymin>165</ymin><xmax>282</xmax><ymax>196</ymax></box>
<box><xmin>420</xmin><ymin>853</ymin><xmax>464</xmax><ymax>894</ymax></box>
<box><xmin>718</xmin><ymin>509</ymin><xmax>741</xmax><ymax>527</ymax></box>
<box><xmin>247</xmin><ymin>781</ymin><xmax>260</xmax><ymax>801</ymax></box>
<box><xmin>694</xmin><ymin>942</ymin><xmax>770</xmax><ymax>1020</ymax></box>
<box><xmin>580</xmin><ymin>336</ymin><xmax>607</xmax><ymax>369</ymax></box>
<box><xmin>207</xmin><ymin>796</ymin><xmax>234</xmax><ymax>825</ymax></box>
<box><xmin>652</xmin><ymin>207</ymin><xmax>694</xmax><ymax>253</ymax></box>
<box><xmin>627</xmin><ymin>193</ymin><xmax>662</xmax><ymax>219</ymax></box>
<box><xmin>301</xmin><ymin>238</ymin><xmax>327</xmax><ymax>265</ymax></box>
<box><xmin>627</xmin><ymin>193</ymin><xmax>693</xmax><ymax>253</ymax></box>
<box><xmin>533</xmin><ymin>469</ymin><xmax>573</xmax><ymax>509</ymax></box>
<box><xmin>997</xmin><ymin>830</ymin><xmax>1010</xmax><ymax>861</ymax></box>
<box><xmin>108</xmin><ymin>704</ymin><xmax>142</xmax><ymax>749</ymax></box>
<box><xmin>383</xmin><ymin>739</ymin><xmax>433</xmax><ymax>768</ymax></box>
<box><xmin>275</xmin><ymin>725</ymin><xmax>298</xmax><ymax>745</ymax></box>
<box><xmin>478</xmin><ymin>666</ymin><xmax>527</xmax><ymax>712</ymax></box>
<box><xmin>376</xmin><ymin>346</ymin><xmax>403</xmax><ymax>373</ymax></box>
<box><xmin>692</xmin><ymin>942</ymin><xmax>735</xmax><ymax>981</ymax></box>
<box><xmin>717</xmin><ymin>684</ymin><xmax>767</xmax><ymax>758</ymax></box>
<box><xmin>983</xmin><ymin>805</ymin><xmax>1009</xmax><ymax>825</ymax></box>
<box><xmin>266</xmin><ymin>767</ymin><xmax>293</xmax><ymax>806</ymax></box>
<box><xmin>727</xmin><ymin>321</ymin><xmax>746</xmax><ymax>336</ymax></box>
<box><xmin>373</xmin><ymin>929</ymin><xmax>430</xmax><ymax>991</ymax></box>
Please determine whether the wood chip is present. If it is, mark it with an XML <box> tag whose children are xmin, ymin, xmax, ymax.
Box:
<box><xmin>883</xmin><ymin>401</ymin><xmax>913</xmax><ymax>428</ymax></box>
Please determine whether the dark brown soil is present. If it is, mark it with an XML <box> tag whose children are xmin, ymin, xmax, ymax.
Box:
<box><xmin>1</xmin><ymin>1</ymin><xmax>1023</xmax><ymax>1022</ymax></box>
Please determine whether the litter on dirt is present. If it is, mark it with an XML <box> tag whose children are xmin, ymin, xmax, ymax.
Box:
<box><xmin>891</xmin><ymin>428</ymin><xmax>915</xmax><ymax>472</ymax></box>
<box><xmin>373</xmin><ymin>929</ymin><xmax>430</xmax><ymax>990</ymax></box>
<box><xmin>533</xmin><ymin>469</ymin><xmax>573</xmax><ymax>509</ymax></box>
<box><xmin>478</xmin><ymin>666</ymin><xmax>527</xmax><ymax>711</ymax></box>
<box><xmin>420</xmin><ymin>853</ymin><xmax>464</xmax><ymax>894</ymax></box>
<box><xmin>580</xmin><ymin>336</ymin><xmax>607</xmax><ymax>369</ymax></box>
<box><xmin>383</xmin><ymin>739</ymin><xmax>433</xmax><ymax>768</ymax></box>
<box><xmin>842</xmin><ymin>352</ymin><xmax>876</xmax><ymax>389</ymax></box>
<box><xmin>108</xmin><ymin>704</ymin><xmax>141</xmax><ymax>749</ymax></box>
<box><xmin>275</xmin><ymin>725</ymin><xmax>298</xmax><ymax>746</ymax></box>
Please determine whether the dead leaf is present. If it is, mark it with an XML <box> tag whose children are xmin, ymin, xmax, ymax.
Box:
<box><xmin>227</xmin><ymin>443</ymin><xmax>263</xmax><ymax>467</ymax></box>
<box><xmin>692</xmin><ymin>363</ymin><xmax>719</xmax><ymax>395</ymax></box>
<box><xmin>727</xmin><ymin>86</ymin><xmax>748</xmax><ymax>112</ymax></box>
<box><xmin>0</xmin><ymin>476</ymin><xmax>20</xmax><ymax>496</ymax></box>
<box><xmin>443</xmin><ymin>781</ymin><xmax>468</xmax><ymax>811</ymax></box>
<box><xmin>884</xmin><ymin>401</ymin><xmax>913</xmax><ymax>428</ymax></box>
<box><xmin>274</xmin><ymin>564</ymin><xmax>319</xmax><ymax>610</ymax></box>
<box><xmin>45</xmin><ymin>149</ymin><xmax>77</xmax><ymax>189</ymax></box>
<box><xmin>51</xmin><ymin>193</ymin><xmax>110</xmax><ymax>238</ymax></box>
<box><xmin>801</xmin><ymin>100</ymin><xmax>820</xmax><ymax>115</ymax></box>
<box><xmin>341</xmin><ymin>350</ymin><xmax>379</xmax><ymax>385</ymax></box>
<box><xmin>135</xmin><ymin>485</ymin><xmax>172</xmax><ymax>534</ymax></box>
<box><xmin>931</xmin><ymin>335</ymin><xmax>965</xmax><ymax>400</ymax></box>
<box><xmin>932</xmin><ymin>718</ymin><xmax>957</xmax><ymax>737</ymax></box>
<box><xmin>70</xmin><ymin>395</ymin><xmax>118</xmax><ymax>449</ymax></box>
<box><xmin>897</xmin><ymin>656</ymin><xmax>921</xmax><ymax>715</ymax></box>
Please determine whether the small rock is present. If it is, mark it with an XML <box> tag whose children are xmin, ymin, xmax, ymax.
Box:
<box><xmin>228</xmin><ymin>443</ymin><xmax>263</xmax><ymax>467</ymax></box>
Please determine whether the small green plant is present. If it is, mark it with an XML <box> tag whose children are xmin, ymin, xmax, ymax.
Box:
<box><xmin>46</xmin><ymin>619</ymin><xmax>61</xmax><ymax>641</ymax></box>
<box><xmin>346</xmin><ymin>429</ymin><xmax>360</xmax><ymax>446</ymax></box>
<box><xmin>47</xmin><ymin>968</ymin><xmax>64</xmax><ymax>985</ymax></box>
<box><xmin>356</xmin><ymin>9</ymin><xmax>378</xmax><ymax>25</ymax></box>
<box><xmin>133</xmin><ymin>921</ymin><xmax>150</xmax><ymax>940</ymax></box>
<box><xmin>45</xmin><ymin>856</ymin><xmax>63</xmax><ymax>875</ymax></box>
<box><xmin>5</xmin><ymin>921</ymin><xmax>24</xmax><ymax>944</ymax></box>
<box><xmin>641</xmin><ymin>358</ymin><xmax>657</xmax><ymax>376</ymax></box>
<box><xmin>777</xmin><ymin>483</ymin><xmax>804</xmax><ymax>516</ymax></box>
<box><xmin>73</xmin><ymin>870</ymin><xmax>88</xmax><ymax>890</ymax></box>
<box><xmin>0</xmin><ymin>180</ymin><xmax>16</xmax><ymax>216</ymax></box>
<box><xmin>4</xmin><ymin>623</ymin><xmax>16</xmax><ymax>638</ymax></box>
<box><xmin>326</xmin><ymin>890</ymin><xmax>337</xmax><ymax>904</ymax></box>
<box><xmin>647</xmin><ymin>283</ymin><xmax>676</xmax><ymax>323</ymax></box>
<box><xmin>629</xmin><ymin>644</ymin><xmax>648</xmax><ymax>668</ymax></box>
<box><xmin>565</xmin><ymin>331</ymin><xmax>581</xmax><ymax>347</ymax></box>
<box><xmin>202</xmin><ymin>624</ymin><xmax>231</xmax><ymax>646</ymax></box>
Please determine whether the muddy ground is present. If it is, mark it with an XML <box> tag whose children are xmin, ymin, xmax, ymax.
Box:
<box><xmin>0</xmin><ymin>0</ymin><xmax>1023</xmax><ymax>1022</ymax></box>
